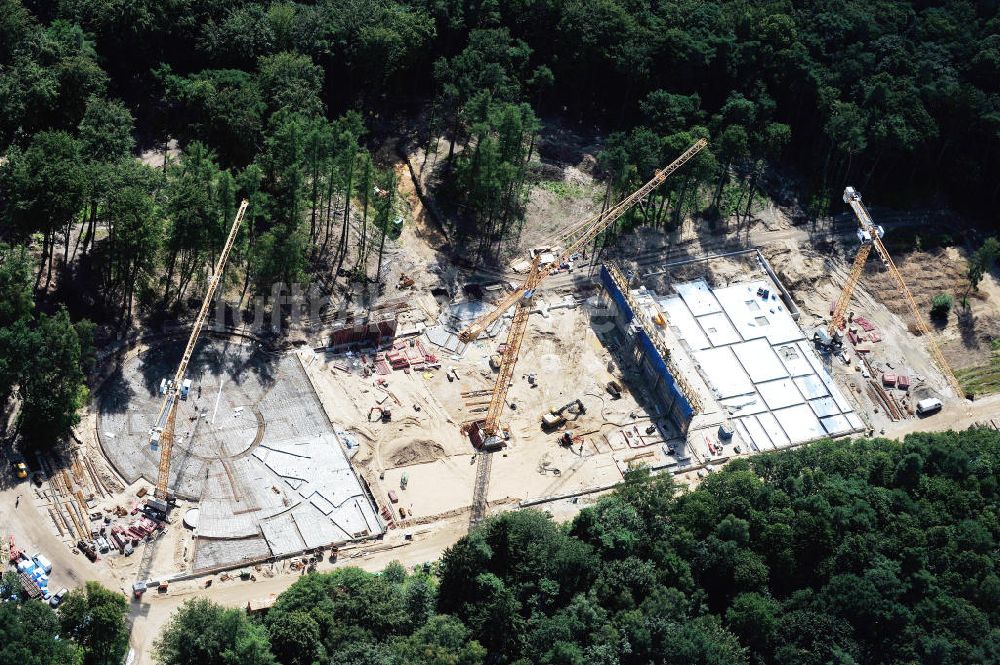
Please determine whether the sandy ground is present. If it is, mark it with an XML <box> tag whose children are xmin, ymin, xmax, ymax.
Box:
<box><xmin>304</xmin><ymin>303</ymin><xmax>657</xmax><ymax>525</ymax></box>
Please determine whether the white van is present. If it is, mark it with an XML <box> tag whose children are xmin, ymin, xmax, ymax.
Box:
<box><xmin>916</xmin><ymin>398</ymin><xmax>943</xmax><ymax>416</ymax></box>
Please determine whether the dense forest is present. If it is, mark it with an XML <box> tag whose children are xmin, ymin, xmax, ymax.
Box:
<box><xmin>0</xmin><ymin>579</ymin><xmax>131</xmax><ymax>665</ymax></box>
<box><xmin>1</xmin><ymin>2</ymin><xmax>998</xmax><ymax>434</ymax></box>
<box><xmin>150</xmin><ymin>428</ymin><xmax>1000</xmax><ymax>665</ymax></box>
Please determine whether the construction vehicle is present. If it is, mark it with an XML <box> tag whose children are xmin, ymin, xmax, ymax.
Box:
<box><xmin>541</xmin><ymin>399</ymin><xmax>585</xmax><ymax>430</ymax></box>
<box><xmin>368</xmin><ymin>406</ymin><xmax>392</xmax><ymax>422</ymax></box>
<box><xmin>812</xmin><ymin>328</ymin><xmax>843</xmax><ymax>351</ymax></box>
<box><xmin>829</xmin><ymin>187</ymin><xmax>964</xmax><ymax>397</ymax></box>
<box><xmin>148</xmin><ymin>199</ymin><xmax>249</xmax><ymax>503</ymax></box>
<box><xmin>465</xmin><ymin>140</ymin><xmax>707</xmax><ymax>529</ymax></box>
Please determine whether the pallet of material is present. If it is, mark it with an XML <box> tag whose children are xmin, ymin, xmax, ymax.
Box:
<box><xmin>854</xmin><ymin>316</ymin><xmax>876</xmax><ymax>332</ymax></box>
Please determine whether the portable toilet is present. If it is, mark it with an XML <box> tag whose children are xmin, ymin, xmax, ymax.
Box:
<box><xmin>181</xmin><ymin>379</ymin><xmax>192</xmax><ymax>399</ymax></box>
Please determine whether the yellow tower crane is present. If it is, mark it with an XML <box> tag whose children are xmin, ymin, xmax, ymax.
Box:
<box><xmin>470</xmin><ymin>139</ymin><xmax>708</xmax><ymax>449</ymax></box>
<box><xmin>149</xmin><ymin>199</ymin><xmax>249</xmax><ymax>501</ymax></box>
<box><xmin>458</xmin><ymin>138</ymin><xmax>708</xmax><ymax>345</ymax></box>
<box><xmin>829</xmin><ymin>187</ymin><xmax>964</xmax><ymax>397</ymax></box>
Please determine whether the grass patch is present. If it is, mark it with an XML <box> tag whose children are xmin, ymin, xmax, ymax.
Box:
<box><xmin>538</xmin><ymin>180</ymin><xmax>585</xmax><ymax>199</ymax></box>
<box><xmin>956</xmin><ymin>337</ymin><xmax>1000</xmax><ymax>398</ymax></box>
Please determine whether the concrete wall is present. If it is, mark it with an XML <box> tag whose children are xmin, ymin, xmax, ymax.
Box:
<box><xmin>599</xmin><ymin>265</ymin><xmax>693</xmax><ymax>436</ymax></box>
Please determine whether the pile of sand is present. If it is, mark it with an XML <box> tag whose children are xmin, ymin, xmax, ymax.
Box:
<box><xmin>387</xmin><ymin>439</ymin><xmax>447</xmax><ymax>467</ymax></box>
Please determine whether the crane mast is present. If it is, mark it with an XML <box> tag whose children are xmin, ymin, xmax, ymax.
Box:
<box><xmin>480</xmin><ymin>256</ymin><xmax>543</xmax><ymax>448</ymax></box>
<box><xmin>150</xmin><ymin>199</ymin><xmax>249</xmax><ymax>499</ymax></box>
<box><xmin>458</xmin><ymin>138</ymin><xmax>708</xmax><ymax>344</ymax></box>
<box><xmin>828</xmin><ymin>187</ymin><xmax>883</xmax><ymax>334</ymax></box>
<box><xmin>830</xmin><ymin>187</ymin><xmax>963</xmax><ymax>398</ymax></box>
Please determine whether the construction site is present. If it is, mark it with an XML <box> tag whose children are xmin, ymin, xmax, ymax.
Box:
<box><xmin>12</xmin><ymin>141</ymin><xmax>985</xmax><ymax>612</ymax></box>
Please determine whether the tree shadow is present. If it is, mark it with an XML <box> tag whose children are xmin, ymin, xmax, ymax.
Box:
<box><xmin>586</xmin><ymin>311</ymin><xmax>686</xmax><ymax>453</ymax></box>
<box><xmin>957</xmin><ymin>306</ymin><xmax>980</xmax><ymax>350</ymax></box>
<box><xmin>97</xmin><ymin>364</ymin><xmax>134</xmax><ymax>416</ymax></box>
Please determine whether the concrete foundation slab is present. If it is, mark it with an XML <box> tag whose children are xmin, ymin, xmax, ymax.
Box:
<box><xmin>96</xmin><ymin>339</ymin><xmax>383</xmax><ymax>572</ymax></box>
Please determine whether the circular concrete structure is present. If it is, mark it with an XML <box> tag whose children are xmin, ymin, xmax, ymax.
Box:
<box><xmin>95</xmin><ymin>337</ymin><xmax>385</xmax><ymax>572</ymax></box>
<box><xmin>183</xmin><ymin>508</ymin><xmax>200</xmax><ymax>529</ymax></box>
<box><xmin>97</xmin><ymin>338</ymin><xmax>275</xmax><ymax>500</ymax></box>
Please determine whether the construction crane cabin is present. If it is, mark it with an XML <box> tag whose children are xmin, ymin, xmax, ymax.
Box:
<box><xmin>822</xmin><ymin>187</ymin><xmax>964</xmax><ymax>398</ymax></box>
<box><xmin>145</xmin><ymin>199</ymin><xmax>249</xmax><ymax>515</ymax></box>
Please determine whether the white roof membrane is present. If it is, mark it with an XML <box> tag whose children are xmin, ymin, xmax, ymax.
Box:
<box><xmin>777</xmin><ymin>344</ymin><xmax>814</xmax><ymax>376</ymax></box>
<box><xmin>714</xmin><ymin>281</ymin><xmax>803</xmax><ymax>345</ymax></box>
<box><xmin>808</xmin><ymin>396</ymin><xmax>841</xmax><ymax>418</ymax></box>
<box><xmin>821</xmin><ymin>414</ymin><xmax>853</xmax><ymax>435</ymax></box>
<box><xmin>733</xmin><ymin>338</ymin><xmax>789</xmax><ymax>383</ymax></box>
<box><xmin>675</xmin><ymin>279</ymin><xmax>722</xmax><ymax>316</ymax></box>
<box><xmin>693</xmin><ymin>347</ymin><xmax>755</xmax><ymax>398</ymax></box>
<box><xmin>756</xmin><ymin>412</ymin><xmax>791</xmax><ymax>448</ymax></box>
<box><xmin>739</xmin><ymin>416</ymin><xmax>776</xmax><ymax>451</ymax></box>
<box><xmin>660</xmin><ymin>296</ymin><xmax>711</xmax><ymax>351</ymax></box>
<box><xmin>757</xmin><ymin>378</ymin><xmax>805</xmax><ymax>410</ymax></box>
<box><xmin>794</xmin><ymin>374</ymin><xmax>829</xmax><ymax>399</ymax></box>
<box><xmin>773</xmin><ymin>404</ymin><xmax>827</xmax><ymax>442</ymax></box>
<box><xmin>697</xmin><ymin>312</ymin><xmax>743</xmax><ymax>346</ymax></box>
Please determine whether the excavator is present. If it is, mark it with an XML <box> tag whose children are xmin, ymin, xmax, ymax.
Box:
<box><xmin>541</xmin><ymin>399</ymin><xmax>585</xmax><ymax>430</ymax></box>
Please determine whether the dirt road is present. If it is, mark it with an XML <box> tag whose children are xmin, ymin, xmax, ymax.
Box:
<box><xmin>884</xmin><ymin>393</ymin><xmax>1000</xmax><ymax>439</ymax></box>
<box><xmin>0</xmin><ymin>471</ymin><xmax>121</xmax><ymax>592</ymax></box>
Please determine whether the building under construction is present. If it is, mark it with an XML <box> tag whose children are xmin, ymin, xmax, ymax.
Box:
<box><xmin>598</xmin><ymin>254</ymin><xmax>865</xmax><ymax>452</ymax></box>
<box><xmin>599</xmin><ymin>264</ymin><xmax>696</xmax><ymax>436</ymax></box>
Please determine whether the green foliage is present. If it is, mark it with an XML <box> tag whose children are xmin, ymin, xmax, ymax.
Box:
<box><xmin>967</xmin><ymin>237</ymin><xmax>1000</xmax><ymax>293</ymax></box>
<box><xmin>257</xmin><ymin>52</ymin><xmax>324</xmax><ymax>118</ymax></box>
<box><xmin>931</xmin><ymin>293</ymin><xmax>953</xmax><ymax>318</ymax></box>
<box><xmin>449</xmin><ymin>99</ymin><xmax>538</xmax><ymax>248</ymax></box>
<box><xmin>78</xmin><ymin>96</ymin><xmax>134</xmax><ymax>161</ymax></box>
<box><xmin>538</xmin><ymin>180</ymin><xmax>585</xmax><ymax>199</ymax></box>
<box><xmin>162</xmin><ymin>68</ymin><xmax>265</xmax><ymax>167</ymax></box>
<box><xmin>18</xmin><ymin>306</ymin><xmax>91</xmax><ymax>446</ymax></box>
<box><xmin>0</xmin><ymin>599</ymin><xmax>81</xmax><ymax>665</ymax></box>
<box><xmin>1</xmin><ymin>129</ymin><xmax>86</xmax><ymax>241</ymax></box>
<box><xmin>0</xmin><ymin>242</ymin><xmax>93</xmax><ymax>448</ymax></box>
<box><xmin>145</xmin><ymin>431</ymin><xmax>1000</xmax><ymax>665</ymax></box>
<box><xmin>58</xmin><ymin>581</ymin><xmax>130</xmax><ymax>665</ymax></box>
<box><xmin>154</xmin><ymin>598</ymin><xmax>276</xmax><ymax>665</ymax></box>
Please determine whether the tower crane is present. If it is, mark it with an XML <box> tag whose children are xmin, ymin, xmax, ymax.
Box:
<box><xmin>470</xmin><ymin>139</ymin><xmax>708</xmax><ymax>450</ymax></box>
<box><xmin>149</xmin><ymin>199</ymin><xmax>249</xmax><ymax>501</ymax></box>
<box><xmin>458</xmin><ymin>138</ymin><xmax>708</xmax><ymax>344</ymax></box>
<box><xmin>829</xmin><ymin>187</ymin><xmax>963</xmax><ymax>397</ymax></box>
